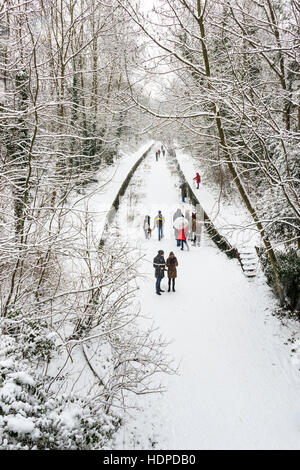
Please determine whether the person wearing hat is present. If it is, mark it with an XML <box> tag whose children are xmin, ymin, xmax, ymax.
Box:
<box><xmin>166</xmin><ymin>252</ymin><xmax>178</xmax><ymax>292</ymax></box>
<box><xmin>153</xmin><ymin>250</ymin><xmax>166</xmax><ymax>295</ymax></box>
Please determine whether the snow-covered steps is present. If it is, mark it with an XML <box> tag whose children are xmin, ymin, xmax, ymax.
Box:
<box><xmin>238</xmin><ymin>246</ymin><xmax>259</xmax><ymax>278</ymax></box>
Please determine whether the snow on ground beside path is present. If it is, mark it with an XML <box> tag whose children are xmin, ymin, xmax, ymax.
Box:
<box><xmin>175</xmin><ymin>148</ymin><xmax>260</xmax><ymax>248</ymax></box>
<box><xmin>68</xmin><ymin>140</ymin><xmax>154</xmax><ymax>236</ymax></box>
<box><xmin>61</xmin><ymin>140</ymin><xmax>154</xmax><ymax>285</ymax></box>
<box><xmin>44</xmin><ymin>141</ymin><xmax>154</xmax><ymax>396</ymax></box>
<box><xmin>112</xmin><ymin>148</ymin><xmax>300</xmax><ymax>450</ymax></box>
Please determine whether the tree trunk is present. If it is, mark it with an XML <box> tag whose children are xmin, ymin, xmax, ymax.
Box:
<box><xmin>196</xmin><ymin>0</ymin><xmax>285</xmax><ymax>305</ymax></box>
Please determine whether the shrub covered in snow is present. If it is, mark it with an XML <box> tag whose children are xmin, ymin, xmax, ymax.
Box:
<box><xmin>258</xmin><ymin>248</ymin><xmax>300</xmax><ymax>314</ymax></box>
<box><xmin>0</xmin><ymin>335</ymin><xmax>121</xmax><ymax>449</ymax></box>
<box><xmin>257</xmin><ymin>185</ymin><xmax>299</xmax><ymax>246</ymax></box>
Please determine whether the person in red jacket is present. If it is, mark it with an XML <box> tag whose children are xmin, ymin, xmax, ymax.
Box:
<box><xmin>178</xmin><ymin>227</ymin><xmax>189</xmax><ymax>251</ymax></box>
<box><xmin>193</xmin><ymin>172</ymin><xmax>201</xmax><ymax>189</ymax></box>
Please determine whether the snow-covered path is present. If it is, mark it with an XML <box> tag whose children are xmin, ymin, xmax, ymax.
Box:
<box><xmin>114</xmin><ymin>149</ymin><xmax>300</xmax><ymax>450</ymax></box>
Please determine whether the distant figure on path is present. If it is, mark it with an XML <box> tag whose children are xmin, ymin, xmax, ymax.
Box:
<box><xmin>153</xmin><ymin>210</ymin><xmax>165</xmax><ymax>241</ymax></box>
<box><xmin>180</xmin><ymin>182</ymin><xmax>187</xmax><ymax>203</ymax></box>
<box><xmin>157</xmin><ymin>149</ymin><xmax>161</xmax><ymax>157</ymax></box>
<box><xmin>143</xmin><ymin>215</ymin><xmax>151</xmax><ymax>239</ymax></box>
<box><xmin>155</xmin><ymin>151</ymin><xmax>158</xmax><ymax>161</ymax></box>
<box><xmin>166</xmin><ymin>252</ymin><xmax>178</xmax><ymax>292</ymax></box>
<box><xmin>153</xmin><ymin>250</ymin><xmax>166</xmax><ymax>295</ymax></box>
<box><xmin>193</xmin><ymin>172</ymin><xmax>201</xmax><ymax>189</ymax></box>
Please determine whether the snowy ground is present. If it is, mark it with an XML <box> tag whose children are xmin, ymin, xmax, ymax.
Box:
<box><xmin>175</xmin><ymin>148</ymin><xmax>260</xmax><ymax>249</ymax></box>
<box><xmin>44</xmin><ymin>141</ymin><xmax>155</xmax><ymax>396</ymax></box>
<box><xmin>111</xmin><ymin>147</ymin><xmax>300</xmax><ymax>450</ymax></box>
<box><xmin>61</xmin><ymin>140</ymin><xmax>154</xmax><ymax>289</ymax></box>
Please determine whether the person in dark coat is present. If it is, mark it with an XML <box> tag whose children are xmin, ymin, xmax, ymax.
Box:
<box><xmin>193</xmin><ymin>172</ymin><xmax>201</xmax><ymax>189</ymax></box>
<box><xmin>155</xmin><ymin>151</ymin><xmax>158</xmax><ymax>161</ymax></box>
<box><xmin>166</xmin><ymin>251</ymin><xmax>178</xmax><ymax>292</ymax></box>
<box><xmin>173</xmin><ymin>208</ymin><xmax>182</xmax><ymax>246</ymax></box>
<box><xmin>180</xmin><ymin>182</ymin><xmax>187</xmax><ymax>203</ymax></box>
<box><xmin>153</xmin><ymin>250</ymin><xmax>166</xmax><ymax>295</ymax></box>
<box><xmin>153</xmin><ymin>210</ymin><xmax>165</xmax><ymax>241</ymax></box>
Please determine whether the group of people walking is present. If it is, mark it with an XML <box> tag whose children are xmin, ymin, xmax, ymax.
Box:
<box><xmin>155</xmin><ymin>145</ymin><xmax>166</xmax><ymax>161</ymax></box>
<box><xmin>143</xmin><ymin>210</ymin><xmax>165</xmax><ymax>241</ymax></box>
<box><xmin>144</xmin><ymin>162</ymin><xmax>202</xmax><ymax>295</ymax></box>
<box><xmin>150</xmin><ymin>208</ymin><xmax>202</xmax><ymax>295</ymax></box>
<box><xmin>145</xmin><ymin>208</ymin><xmax>202</xmax><ymax>249</ymax></box>
<box><xmin>174</xmin><ymin>209</ymin><xmax>202</xmax><ymax>250</ymax></box>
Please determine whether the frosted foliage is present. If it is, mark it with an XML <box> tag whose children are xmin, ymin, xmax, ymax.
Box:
<box><xmin>0</xmin><ymin>336</ymin><xmax>120</xmax><ymax>450</ymax></box>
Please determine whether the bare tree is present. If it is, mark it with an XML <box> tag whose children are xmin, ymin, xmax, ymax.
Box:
<box><xmin>118</xmin><ymin>0</ymin><xmax>300</xmax><ymax>305</ymax></box>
